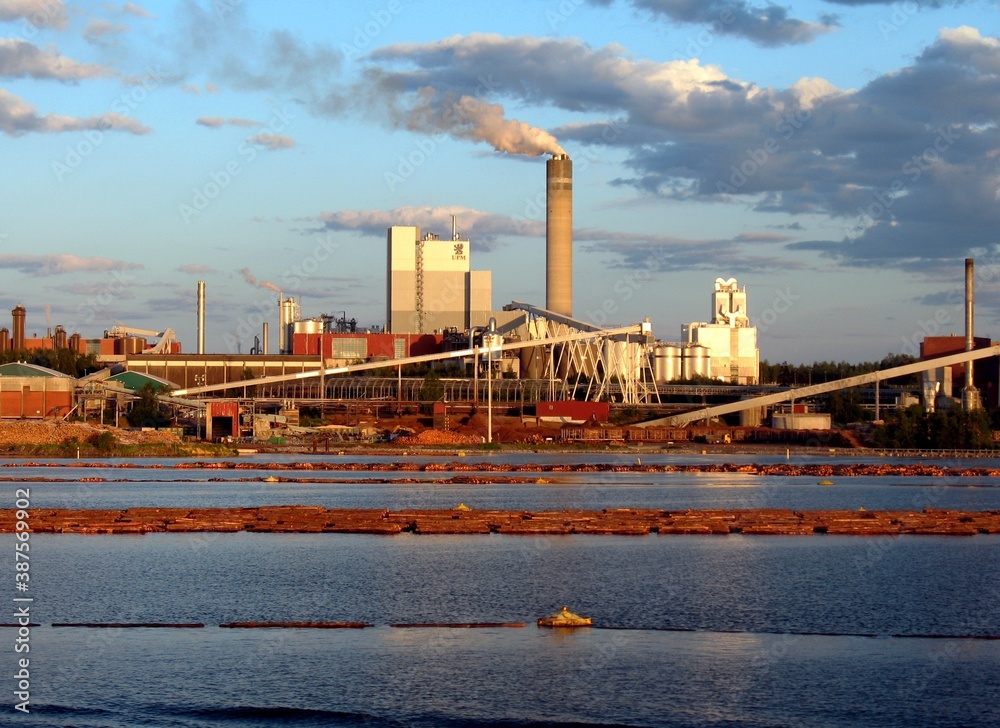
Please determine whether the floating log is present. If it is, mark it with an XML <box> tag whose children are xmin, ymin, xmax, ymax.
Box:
<box><xmin>2</xmin><ymin>507</ymin><xmax>997</xmax><ymax>537</ymax></box>
<box><xmin>51</xmin><ymin>623</ymin><xmax>204</xmax><ymax>628</ymax></box>
<box><xmin>390</xmin><ymin>623</ymin><xmax>525</xmax><ymax>628</ymax></box>
<box><xmin>219</xmin><ymin>621</ymin><xmax>372</xmax><ymax>629</ymax></box>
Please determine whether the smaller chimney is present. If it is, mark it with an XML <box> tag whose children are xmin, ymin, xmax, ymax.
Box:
<box><xmin>197</xmin><ymin>280</ymin><xmax>206</xmax><ymax>355</ymax></box>
<box><xmin>963</xmin><ymin>258</ymin><xmax>981</xmax><ymax>411</ymax></box>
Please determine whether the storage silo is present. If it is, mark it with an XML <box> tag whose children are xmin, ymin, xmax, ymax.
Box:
<box><xmin>681</xmin><ymin>344</ymin><xmax>711</xmax><ymax>379</ymax></box>
<box><xmin>653</xmin><ymin>344</ymin><xmax>682</xmax><ymax>383</ymax></box>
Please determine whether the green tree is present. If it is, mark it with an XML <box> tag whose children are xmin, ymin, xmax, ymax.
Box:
<box><xmin>127</xmin><ymin>383</ymin><xmax>170</xmax><ymax>428</ymax></box>
<box><xmin>419</xmin><ymin>369</ymin><xmax>444</xmax><ymax>402</ymax></box>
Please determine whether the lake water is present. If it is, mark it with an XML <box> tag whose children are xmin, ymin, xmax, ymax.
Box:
<box><xmin>2</xmin><ymin>454</ymin><xmax>999</xmax><ymax>726</ymax></box>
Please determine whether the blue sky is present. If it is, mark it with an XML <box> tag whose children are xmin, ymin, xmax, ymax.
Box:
<box><xmin>1</xmin><ymin>0</ymin><xmax>999</xmax><ymax>362</ymax></box>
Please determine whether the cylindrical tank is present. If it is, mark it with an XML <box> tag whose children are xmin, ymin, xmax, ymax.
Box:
<box><xmin>11</xmin><ymin>306</ymin><xmax>25</xmax><ymax>351</ymax></box>
<box><xmin>53</xmin><ymin>325</ymin><xmax>67</xmax><ymax>349</ymax></box>
<box><xmin>603</xmin><ymin>340</ymin><xmax>642</xmax><ymax>380</ymax></box>
<box><xmin>293</xmin><ymin>319</ymin><xmax>324</xmax><ymax>335</ymax></box>
<box><xmin>68</xmin><ymin>332</ymin><xmax>81</xmax><ymax>353</ymax></box>
<box><xmin>653</xmin><ymin>344</ymin><xmax>682</xmax><ymax>383</ymax></box>
<box><xmin>0</xmin><ymin>328</ymin><xmax>9</xmax><ymax>351</ymax></box>
<box><xmin>519</xmin><ymin>345</ymin><xmax>545</xmax><ymax>379</ymax></box>
<box><xmin>546</xmin><ymin>154</ymin><xmax>573</xmax><ymax>317</ymax></box>
<box><xmin>682</xmin><ymin>344</ymin><xmax>711</xmax><ymax>379</ymax></box>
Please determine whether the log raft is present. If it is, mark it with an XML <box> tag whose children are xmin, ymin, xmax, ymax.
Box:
<box><xmin>1</xmin><ymin>507</ymin><xmax>998</xmax><ymax>536</ymax></box>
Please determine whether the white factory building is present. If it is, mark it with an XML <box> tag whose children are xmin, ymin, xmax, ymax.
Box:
<box><xmin>681</xmin><ymin>278</ymin><xmax>760</xmax><ymax>385</ymax></box>
<box><xmin>386</xmin><ymin>224</ymin><xmax>497</xmax><ymax>334</ymax></box>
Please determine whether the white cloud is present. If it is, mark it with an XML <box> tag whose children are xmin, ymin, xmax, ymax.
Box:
<box><xmin>0</xmin><ymin>39</ymin><xmax>113</xmax><ymax>80</ymax></box>
<box><xmin>0</xmin><ymin>89</ymin><xmax>151</xmax><ymax>136</ymax></box>
<box><xmin>246</xmin><ymin>132</ymin><xmax>296</xmax><ymax>150</ymax></box>
<box><xmin>0</xmin><ymin>0</ymin><xmax>68</xmax><ymax>29</ymax></box>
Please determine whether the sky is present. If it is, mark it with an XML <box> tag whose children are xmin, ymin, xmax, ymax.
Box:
<box><xmin>1</xmin><ymin>0</ymin><xmax>999</xmax><ymax>363</ymax></box>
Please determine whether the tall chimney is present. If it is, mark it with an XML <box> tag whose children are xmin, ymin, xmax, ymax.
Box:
<box><xmin>546</xmin><ymin>154</ymin><xmax>573</xmax><ymax>317</ymax></box>
<box><xmin>197</xmin><ymin>280</ymin><xmax>206</xmax><ymax>355</ymax></box>
<box><xmin>262</xmin><ymin>322</ymin><xmax>269</xmax><ymax>356</ymax></box>
<box><xmin>11</xmin><ymin>306</ymin><xmax>25</xmax><ymax>351</ymax></box>
<box><xmin>963</xmin><ymin>257</ymin><xmax>980</xmax><ymax>410</ymax></box>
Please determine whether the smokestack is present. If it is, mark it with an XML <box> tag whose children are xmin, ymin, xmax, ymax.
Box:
<box><xmin>11</xmin><ymin>306</ymin><xmax>25</xmax><ymax>351</ymax></box>
<box><xmin>263</xmin><ymin>322</ymin><xmax>269</xmax><ymax>356</ymax></box>
<box><xmin>963</xmin><ymin>258</ymin><xmax>981</xmax><ymax>410</ymax></box>
<box><xmin>546</xmin><ymin>154</ymin><xmax>572</xmax><ymax>317</ymax></box>
<box><xmin>197</xmin><ymin>280</ymin><xmax>206</xmax><ymax>355</ymax></box>
<box><xmin>278</xmin><ymin>293</ymin><xmax>284</xmax><ymax>354</ymax></box>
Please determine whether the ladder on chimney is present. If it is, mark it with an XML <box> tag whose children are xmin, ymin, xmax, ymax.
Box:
<box><xmin>415</xmin><ymin>239</ymin><xmax>425</xmax><ymax>334</ymax></box>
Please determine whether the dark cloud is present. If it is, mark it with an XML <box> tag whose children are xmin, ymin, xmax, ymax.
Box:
<box><xmin>0</xmin><ymin>254</ymin><xmax>143</xmax><ymax>275</ymax></box>
<box><xmin>175</xmin><ymin>2</ymin><xmax>342</xmax><ymax>96</ymax></box>
<box><xmin>589</xmin><ymin>0</ymin><xmax>837</xmax><ymax>47</ymax></box>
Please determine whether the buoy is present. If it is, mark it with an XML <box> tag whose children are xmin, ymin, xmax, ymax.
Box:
<box><xmin>453</xmin><ymin>503</ymin><xmax>471</xmax><ymax>511</ymax></box>
<box><xmin>537</xmin><ymin>606</ymin><xmax>591</xmax><ymax>628</ymax></box>
<box><xmin>818</xmin><ymin>479</ymin><xmax>834</xmax><ymax>486</ymax></box>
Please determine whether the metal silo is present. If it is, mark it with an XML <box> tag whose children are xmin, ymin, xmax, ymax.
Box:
<box><xmin>682</xmin><ymin>344</ymin><xmax>711</xmax><ymax>379</ymax></box>
<box><xmin>654</xmin><ymin>344</ymin><xmax>682</xmax><ymax>383</ymax></box>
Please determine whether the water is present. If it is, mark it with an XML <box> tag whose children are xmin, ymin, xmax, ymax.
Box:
<box><xmin>2</xmin><ymin>455</ymin><xmax>999</xmax><ymax>726</ymax></box>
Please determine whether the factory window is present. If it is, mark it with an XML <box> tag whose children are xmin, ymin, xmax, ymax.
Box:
<box><xmin>330</xmin><ymin>338</ymin><xmax>367</xmax><ymax>360</ymax></box>
<box><xmin>394</xmin><ymin>338</ymin><xmax>406</xmax><ymax>359</ymax></box>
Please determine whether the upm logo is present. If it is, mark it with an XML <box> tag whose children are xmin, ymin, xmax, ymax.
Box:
<box><xmin>452</xmin><ymin>243</ymin><xmax>467</xmax><ymax>261</ymax></box>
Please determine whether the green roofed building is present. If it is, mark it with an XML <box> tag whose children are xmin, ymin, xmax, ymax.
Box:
<box><xmin>106</xmin><ymin>371</ymin><xmax>174</xmax><ymax>393</ymax></box>
<box><xmin>0</xmin><ymin>361</ymin><xmax>77</xmax><ymax>418</ymax></box>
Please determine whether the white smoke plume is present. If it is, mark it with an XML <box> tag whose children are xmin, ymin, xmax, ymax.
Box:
<box><xmin>239</xmin><ymin>267</ymin><xmax>281</xmax><ymax>293</ymax></box>
<box><xmin>406</xmin><ymin>88</ymin><xmax>564</xmax><ymax>157</ymax></box>
<box><xmin>238</xmin><ymin>267</ymin><xmax>258</xmax><ymax>287</ymax></box>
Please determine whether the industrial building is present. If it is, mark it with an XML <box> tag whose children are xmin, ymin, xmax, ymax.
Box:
<box><xmin>681</xmin><ymin>278</ymin><xmax>760</xmax><ymax>385</ymax></box>
<box><xmin>0</xmin><ymin>362</ymin><xmax>76</xmax><ymax>418</ymax></box>
<box><xmin>386</xmin><ymin>222</ymin><xmax>493</xmax><ymax>334</ymax></box>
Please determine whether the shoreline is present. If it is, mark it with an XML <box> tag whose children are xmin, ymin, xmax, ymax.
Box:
<box><xmin>5</xmin><ymin>460</ymin><xmax>1000</xmax><ymax>478</ymax></box>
